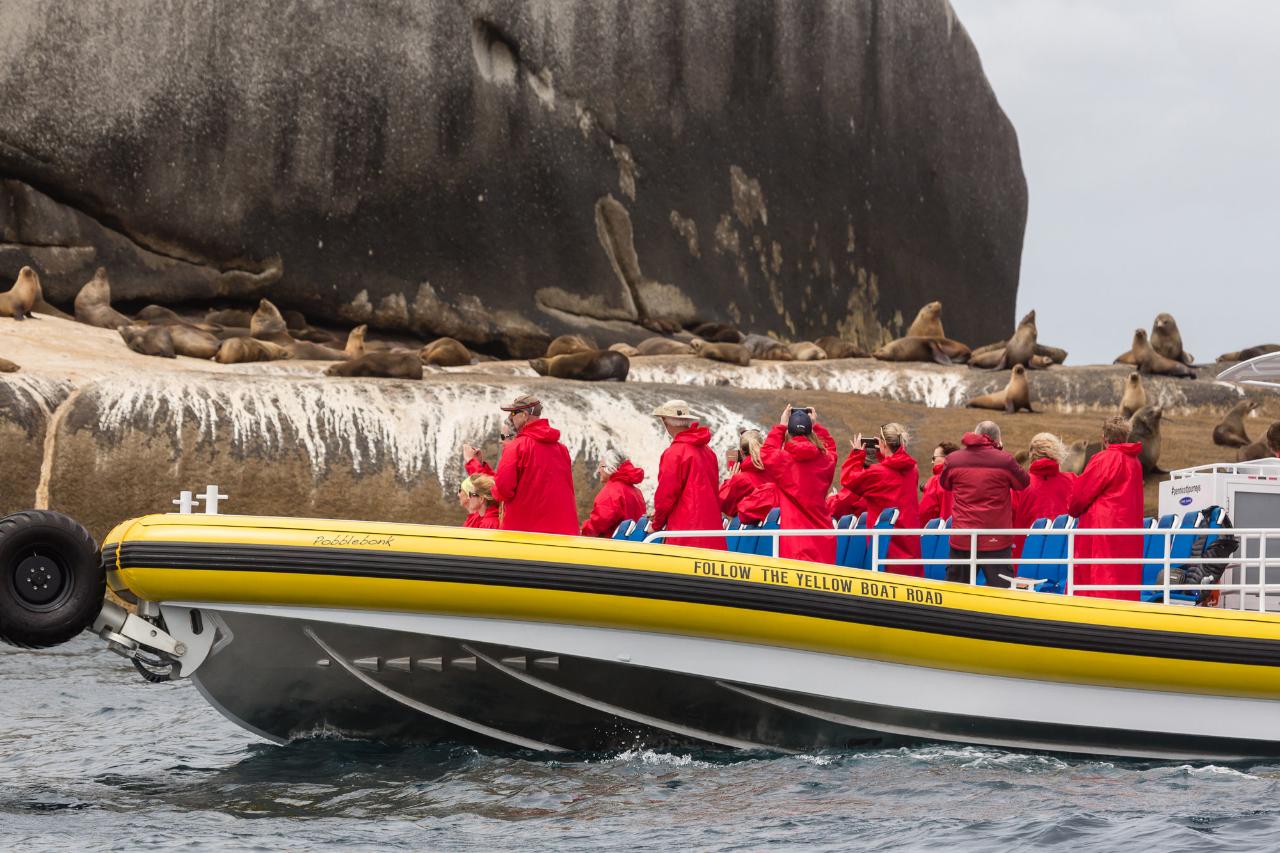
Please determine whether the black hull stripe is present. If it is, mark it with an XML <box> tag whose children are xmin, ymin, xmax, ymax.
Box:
<box><xmin>109</xmin><ymin>541</ymin><xmax>1280</xmax><ymax>669</ymax></box>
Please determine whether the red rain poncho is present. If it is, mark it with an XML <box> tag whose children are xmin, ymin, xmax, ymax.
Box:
<box><xmin>760</xmin><ymin>424</ymin><xmax>837</xmax><ymax>564</ymax></box>
<box><xmin>1068</xmin><ymin>442</ymin><xmax>1145</xmax><ymax>600</ymax></box>
<box><xmin>652</xmin><ymin>424</ymin><xmax>726</xmax><ymax>550</ymax></box>
<box><xmin>835</xmin><ymin>445</ymin><xmax>923</xmax><ymax>576</ymax></box>
<box><xmin>492</xmin><ymin>418</ymin><xmax>579</xmax><ymax>535</ymax></box>
<box><xmin>581</xmin><ymin>461</ymin><xmax>648</xmax><ymax>538</ymax></box>
<box><xmin>718</xmin><ymin>456</ymin><xmax>779</xmax><ymax>524</ymax></box>
<box><xmin>918</xmin><ymin>462</ymin><xmax>953</xmax><ymax>524</ymax></box>
<box><xmin>1011</xmin><ymin>458</ymin><xmax>1076</xmax><ymax>559</ymax></box>
<box><xmin>463</xmin><ymin>505</ymin><xmax>501</xmax><ymax>529</ymax></box>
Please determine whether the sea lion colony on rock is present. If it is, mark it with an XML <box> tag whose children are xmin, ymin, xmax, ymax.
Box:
<box><xmin>0</xmin><ymin>267</ymin><xmax>42</xmax><ymax>321</ymax></box>
<box><xmin>529</xmin><ymin>350</ymin><xmax>630</xmax><ymax>382</ymax></box>
<box><xmin>1120</xmin><ymin>372</ymin><xmax>1148</xmax><ymax>419</ymax></box>
<box><xmin>967</xmin><ymin>364</ymin><xmax>1033</xmax><ymax>413</ymax></box>
<box><xmin>1212</xmin><ymin>399</ymin><xmax>1260</xmax><ymax>449</ymax></box>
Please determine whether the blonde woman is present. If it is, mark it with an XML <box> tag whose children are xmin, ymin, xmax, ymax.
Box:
<box><xmin>1010</xmin><ymin>433</ymin><xmax>1075</xmax><ymax>559</ymax></box>
<box><xmin>831</xmin><ymin>422</ymin><xmax>922</xmax><ymax>576</ymax></box>
<box><xmin>461</xmin><ymin>474</ymin><xmax>501</xmax><ymax>530</ymax></box>
<box><xmin>718</xmin><ymin>427</ymin><xmax>779</xmax><ymax>523</ymax></box>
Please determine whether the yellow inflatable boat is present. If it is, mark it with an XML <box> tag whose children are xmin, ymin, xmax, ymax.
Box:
<box><xmin>2</xmin><ymin>507</ymin><xmax>1277</xmax><ymax>760</ymax></box>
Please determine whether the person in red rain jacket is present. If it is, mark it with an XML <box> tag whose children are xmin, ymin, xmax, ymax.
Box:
<box><xmin>919</xmin><ymin>441</ymin><xmax>959</xmax><ymax>524</ymax></box>
<box><xmin>834</xmin><ymin>423</ymin><xmax>923</xmax><ymax>576</ymax></box>
<box><xmin>461</xmin><ymin>474</ymin><xmax>501</xmax><ymax>529</ymax></box>
<box><xmin>940</xmin><ymin>422</ymin><xmax>1031</xmax><ymax>587</ymax></box>
<box><xmin>483</xmin><ymin>394</ymin><xmax>579</xmax><ymax>535</ymax></box>
<box><xmin>719</xmin><ymin>427</ymin><xmax>780</xmax><ymax>524</ymax></box>
<box><xmin>760</xmin><ymin>406</ymin><xmax>837</xmax><ymax>564</ymax></box>
<box><xmin>581</xmin><ymin>454</ymin><xmax>647</xmax><ymax>538</ymax></box>
<box><xmin>650</xmin><ymin>400</ymin><xmax>726</xmax><ymax>550</ymax></box>
<box><xmin>1068</xmin><ymin>417</ymin><xmax>1145</xmax><ymax>600</ymax></box>
<box><xmin>1010</xmin><ymin>433</ymin><xmax>1076</xmax><ymax>560</ymax></box>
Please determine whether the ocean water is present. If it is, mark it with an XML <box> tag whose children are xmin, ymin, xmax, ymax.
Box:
<box><xmin>3</xmin><ymin>636</ymin><xmax>1280</xmax><ymax>851</ymax></box>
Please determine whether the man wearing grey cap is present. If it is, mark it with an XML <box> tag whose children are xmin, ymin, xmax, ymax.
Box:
<box><xmin>650</xmin><ymin>400</ymin><xmax>725</xmax><ymax>550</ymax></box>
<box><xmin>485</xmin><ymin>393</ymin><xmax>579</xmax><ymax>535</ymax></box>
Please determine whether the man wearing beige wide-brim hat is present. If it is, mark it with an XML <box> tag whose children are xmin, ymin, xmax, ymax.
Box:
<box><xmin>650</xmin><ymin>399</ymin><xmax>725</xmax><ymax>550</ymax></box>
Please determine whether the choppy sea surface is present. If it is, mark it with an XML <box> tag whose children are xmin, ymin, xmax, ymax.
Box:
<box><xmin>4</xmin><ymin>636</ymin><xmax>1280</xmax><ymax>852</ymax></box>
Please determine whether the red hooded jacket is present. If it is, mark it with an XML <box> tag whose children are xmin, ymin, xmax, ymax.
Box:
<box><xmin>835</xmin><ymin>445</ymin><xmax>923</xmax><ymax>576</ymax></box>
<box><xmin>1068</xmin><ymin>442</ymin><xmax>1144</xmax><ymax>600</ymax></box>
<box><xmin>760</xmin><ymin>423</ymin><xmax>837</xmax><ymax>563</ymax></box>
<box><xmin>1011</xmin><ymin>458</ymin><xmax>1076</xmax><ymax>559</ymax></box>
<box><xmin>581</xmin><ymin>461</ymin><xmax>647</xmax><ymax>538</ymax></box>
<box><xmin>652</xmin><ymin>424</ymin><xmax>726</xmax><ymax>550</ymax></box>
<box><xmin>940</xmin><ymin>433</ymin><xmax>1031</xmax><ymax>552</ymax></box>
<box><xmin>464</xmin><ymin>505</ymin><xmax>501</xmax><ymax>529</ymax></box>
<box><xmin>492</xmin><ymin>418</ymin><xmax>579</xmax><ymax>535</ymax></box>
<box><xmin>718</xmin><ymin>457</ymin><xmax>779</xmax><ymax>524</ymax></box>
<box><xmin>919</xmin><ymin>462</ymin><xmax>953</xmax><ymax>524</ymax></box>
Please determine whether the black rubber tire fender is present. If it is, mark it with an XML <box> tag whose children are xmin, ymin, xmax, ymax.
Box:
<box><xmin>0</xmin><ymin>510</ymin><xmax>104</xmax><ymax>649</ymax></box>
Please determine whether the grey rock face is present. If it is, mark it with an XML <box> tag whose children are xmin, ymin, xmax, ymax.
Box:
<box><xmin>0</xmin><ymin>0</ymin><xmax>1026</xmax><ymax>356</ymax></box>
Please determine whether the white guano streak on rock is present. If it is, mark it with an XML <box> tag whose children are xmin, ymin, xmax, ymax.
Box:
<box><xmin>1</xmin><ymin>374</ymin><xmax>75</xmax><ymax>413</ymax></box>
<box><xmin>82</xmin><ymin>376</ymin><xmax>741</xmax><ymax>501</ymax></box>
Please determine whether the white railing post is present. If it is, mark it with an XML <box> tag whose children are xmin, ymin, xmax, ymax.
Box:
<box><xmin>1066</xmin><ymin>532</ymin><xmax>1075</xmax><ymax>596</ymax></box>
<box><xmin>969</xmin><ymin>532</ymin><xmax>978</xmax><ymax>586</ymax></box>
<box><xmin>1260</xmin><ymin>532</ymin><xmax>1269</xmax><ymax>614</ymax></box>
<box><xmin>1162</xmin><ymin>530</ymin><xmax>1171</xmax><ymax>606</ymax></box>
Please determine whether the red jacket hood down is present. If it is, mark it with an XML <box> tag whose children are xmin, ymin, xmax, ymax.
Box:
<box><xmin>1011</xmin><ymin>457</ymin><xmax>1076</xmax><ymax>557</ymax></box>
<box><xmin>581</xmin><ymin>461</ymin><xmax>647</xmax><ymax>538</ymax></box>
<box><xmin>718</xmin><ymin>456</ymin><xmax>778</xmax><ymax>523</ymax></box>
<box><xmin>491</xmin><ymin>417</ymin><xmax>579</xmax><ymax>535</ymax></box>
<box><xmin>652</xmin><ymin>424</ymin><xmax>725</xmax><ymax>550</ymax></box>
<box><xmin>919</xmin><ymin>461</ymin><xmax>954</xmax><ymax>525</ymax></box>
<box><xmin>940</xmin><ymin>433</ymin><xmax>1031</xmax><ymax>551</ymax></box>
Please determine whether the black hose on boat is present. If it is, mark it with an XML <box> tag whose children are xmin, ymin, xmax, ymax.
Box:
<box><xmin>131</xmin><ymin>653</ymin><xmax>174</xmax><ymax>683</ymax></box>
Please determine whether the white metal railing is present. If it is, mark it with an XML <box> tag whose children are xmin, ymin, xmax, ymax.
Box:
<box><xmin>643</xmin><ymin>526</ymin><xmax>1280</xmax><ymax>612</ymax></box>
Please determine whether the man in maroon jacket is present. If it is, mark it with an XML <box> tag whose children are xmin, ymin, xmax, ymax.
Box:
<box><xmin>940</xmin><ymin>421</ymin><xmax>1031</xmax><ymax>587</ymax></box>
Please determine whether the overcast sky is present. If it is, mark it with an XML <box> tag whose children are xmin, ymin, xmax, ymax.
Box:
<box><xmin>951</xmin><ymin>0</ymin><xmax>1279</xmax><ymax>365</ymax></box>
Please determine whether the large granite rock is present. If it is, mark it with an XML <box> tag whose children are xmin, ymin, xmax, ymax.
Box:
<box><xmin>0</xmin><ymin>0</ymin><xmax>1026</xmax><ymax>356</ymax></box>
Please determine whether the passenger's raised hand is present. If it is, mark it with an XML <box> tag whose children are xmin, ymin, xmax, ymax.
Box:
<box><xmin>462</xmin><ymin>443</ymin><xmax>480</xmax><ymax>462</ymax></box>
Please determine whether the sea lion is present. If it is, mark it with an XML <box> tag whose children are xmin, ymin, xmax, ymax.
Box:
<box><xmin>0</xmin><ymin>357</ymin><xmax>19</xmax><ymax>373</ymax></box>
<box><xmin>998</xmin><ymin>310</ymin><xmax>1038</xmax><ymax>369</ymax></box>
<box><xmin>136</xmin><ymin>305</ymin><xmax>189</xmax><ymax>326</ymax></box>
<box><xmin>872</xmin><ymin>336</ymin><xmax>971</xmax><ymax>365</ymax></box>
<box><xmin>1212</xmin><ymin>399</ymin><xmax>1260</xmax><ymax>449</ymax></box>
<box><xmin>529</xmin><ymin>350</ymin><xmax>630</xmax><ymax>381</ymax></box>
<box><xmin>788</xmin><ymin>342</ymin><xmax>827</xmax><ymax>362</ymax></box>
<box><xmin>345</xmin><ymin>325</ymin><xmax>367</xmax><ymax>359</ymax></box>
<box><xmin>283</xmin><ymin>309</ymin><xmax>341</xmax><ymax>345</ymax></box>
<box><xmin>119</xmin><ymin>325</ymin><xmax>175</xmax><ymax>359</ymax></box>
<box><xmin>545</xmin><ymin>334</ymin><xmax>597</xmax><ymax>358</ymax></box>
<box><xmin>1064</xmin><ymin>439</ymin><xmax>1102</xmax><ymax>475</ymax></box>
<box><xmin>1029</xmin><ymin>354</ymin><xmax>1055</xmax><ymax>370</ymax></box>
<box><xmin>326</xmin><ymin>351</ymin><xmax>423</xmax><ymax>380</ymax></box>
<box><xmin>73</xmin><ymin>268</ymin><xmax>130</xmax><ymax>330</ymax></box>
<box><xmin>741</xmin><ymin>334</ymin><xmax>793</xmax><ymax>361</ymax></box>
<box><xmin>1128</xmin><ymin>405</ymin><xmax>1164</xmax><ymax>475</ymax></box>
<box><xmin>1034</xmin><ymin>344</ymin><xmax>1068</xmax><ymax>365</ymax></box>
<box><xmin>0</xmin><ymin>266</ymin><xmax>41</xmax><ymax>321</ymax></box>
<box><xmin>1130</xmin><ymin>328</ymin><xmax>1196</xmax><ymax>378</ymax></box>
<box><xmin>690</xmin><ymin>339</ymin><xmax>751</xmax><ymax>366</ymax></box>
<box><xmin>1218</xmin><ymin>344</ymin><xmax>1280</xmax><ymax>363</ymax></box>
<box><xmin>967</xmin><ymin>364</ymin><xmax>1033</xmax><ymax>413</ymax></box>
<box><xmin>1237</xmin><ymin>422</ymin><xmax>1280</xmax><ymax>462</ymax></box>
<box><xmin>1120</xmin><ymin>372</ymin><xmax>1148</xmax><ymax>419</ymax></box>
<box><xmin>635</xmin><ymin>337</ymin><xmax>694</xmax><ymax>356</ymax></box>
<box><xmin>608</xmin><ymin>342</ymin><xmax>640</xmax><ymax>358</ymax></box>
<box><xmin>209</xmin><ymin>324</ymin><xmax>253</xmax><ymax>340</ymax></box>
<box><xmin>250</xmin><ymin>299</ymin><xmax>292</xmax><ymax>344</ymax></box>
<box><xmin>906</xmin><ymin>301</ymin><xmax>944</xmax><ymax>338</ymax></box>
<box><xmin>420</xmin><ymin>337</ymin><xmax>472</xmax><ymax>366</ymax></box>
<box><xmin>968</xmin><ymin>348</ymin><xmax>1006</xmax><ymax>370</ymax></box>
<box><xmin>690</xmin><ymin>322</ymin><xmax>743</xmax><ymax>343</ymax></box>
<box><xmin>214</xmin><ymin>337</ymin><xmax>289</xmax><ymax>364</ymax></box>
<box><xmin>1116</xmin><ymin>314</ymin><xmax>1194</xmax><ymax>366</ymax></box>
<box><xmin>206</xmin><ymin>308</ymin><xmax>255</xmax><ymax>328</ymax></box>
<box><xmin>286</xmin><ymin>341</ymin><xmax>348</xmax><ymax>361</ymax></box>
<box><xmin>815</xmin><ymin>336</ymin><xmax>866</xmax><ymax>359</ymax></box>
<box><xmin>169</xmin><ymin>325</ymin><xmax>222</xmax><ymax>360</ymax></box>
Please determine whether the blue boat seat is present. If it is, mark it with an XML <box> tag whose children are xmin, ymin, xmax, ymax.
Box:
<box><xmin>728</xmin><ymin>517</ymin><xmax>758</xmax><ymax>554</ymax></box>
<box><xmin>921</xmin><ymin>518</ymin><xmax>950</xmax><ymax>581</ymax></box>
<box><xmin>838</xmin><ymin>512</ymin><xmax>869</xmax><ymax>569</ymax></box>
<box><xmin>864</xmin><ymin>508</ymin><xmax>900</xmax><ymax>570</ymax></box>
<box><xmin>627</xmin><ymin>516</ymin><xmax>650</xmax><ymax>541</ymax></box>
<box><xmin>1142</xmin><ymin>511</ymin><xmax>1205</xmax><ymax>603</ymax></box>
<box><xmin>755</xmin><ymin>507</ymin><xmax>782</xmax><ymax>556</ymax></box>
<box><xmin>1030</xmin><ymin>515</ymin><xmax>1076</xmax><ymax>593</ymax></box>
<box><xmin>1015</xmin><ymin>518</ymin><xmax>1052</xmax><ymax>579</ymax></box>
<box><xmin>612</xmin><ymin>519</ymin><xmax>635</xmax><ymax>540</ymax></box>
